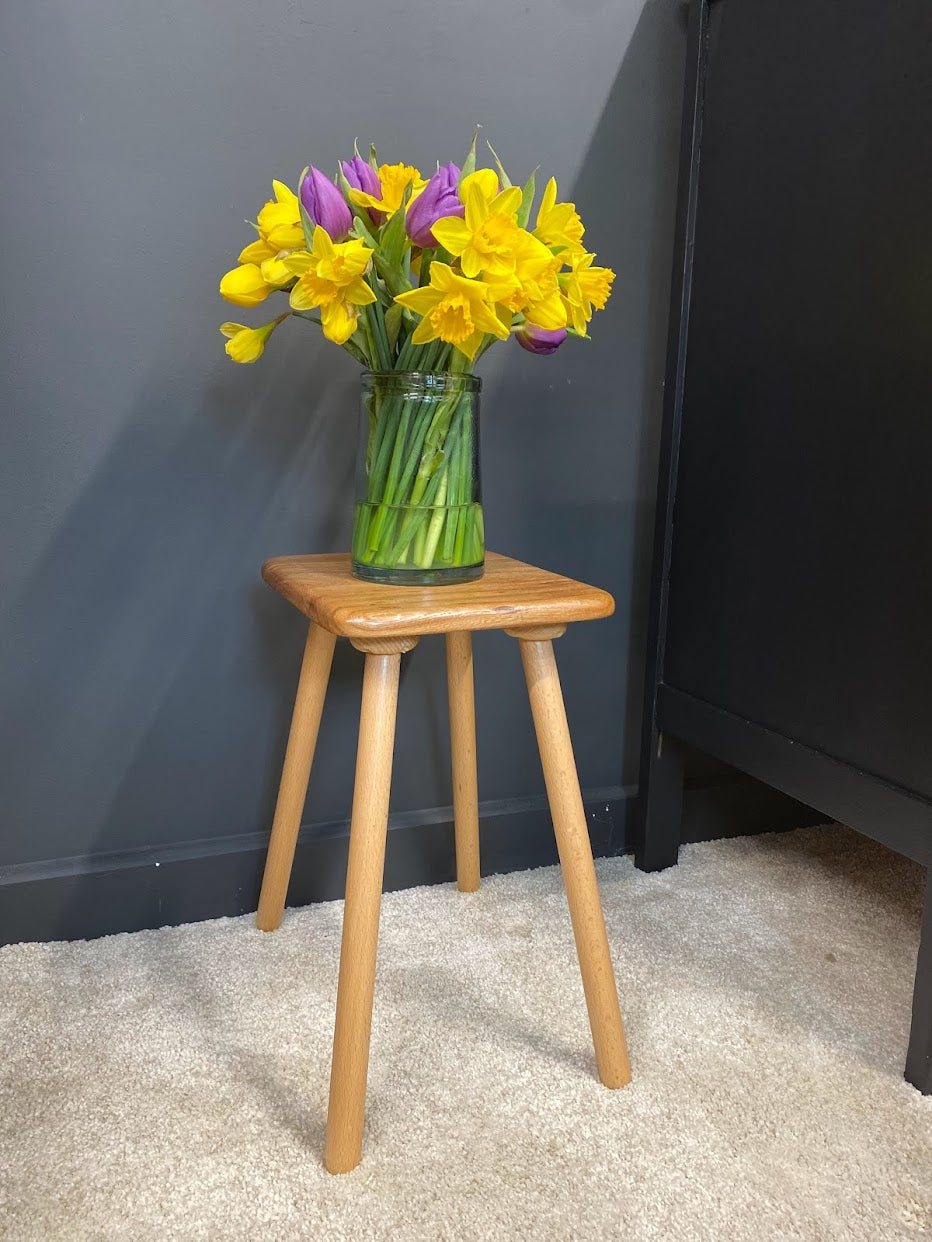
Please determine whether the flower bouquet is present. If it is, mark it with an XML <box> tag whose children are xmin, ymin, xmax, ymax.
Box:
<box><xmin>219</xmin><ymin>132</ymin><xmax>614</xmax><ymax>584</ymax></box>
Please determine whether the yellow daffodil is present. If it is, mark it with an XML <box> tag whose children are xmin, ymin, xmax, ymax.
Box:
<box><xmin>284</xmin><ymin>226</ymin><xmax>376</xmax><ymax>345</ymax></box>
<box><xmin>221</xmin><ymin>182</ymin><xmax>305</xmax><ymax>306</ymax></box>
<box><xmin>348</xmin><ymin>163</ymin><xmax>427</xmax><ymax>218</ymax></box>
<box><xmin>559</xmin><ymin>251</ymin><xmax>615</xmax><ymax>333</ymax></box>
<box><xmin>482</xmin><ymin>230</ymin><xmax>567</xmax><ymax>331</ymax></box>
<box><xmin>219</xmin><ymin>314</ymin><xmax>289</xmax><ymax>364</ymax></box>
<box><xmin>219</xmin><ymin>262</ymin><xmax>274</xmax><ymax>307</ymax></box>
<box><xmin>395</xmin><ymin>262</ymin><xmax>510</xmax><ymax>360</ymax></box>
<box><xmin>256</xmin><ymin>180</ymin><xmax>305</xmax><ymax>251</ymax></box>
<box><xmin>533</xmin><ymin>177</ymin><xmax>585</xmax><ymax>258</ymax></box>
<box><xmin>430</xmin><ymin>170</ymin><xmax>523</xmax><ymax>278</ymax></box>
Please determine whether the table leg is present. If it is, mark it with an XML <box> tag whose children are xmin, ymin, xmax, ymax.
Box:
<box><xmin>325</xmin><ymin>639</ymin><xmax>414</xmax><ymax>1174</ymax></box>
<box><xmin>514</xmin><ymin>633</ymin><xmax>632</xmax><ymax>1089</ymax></box>
<box><xmin>635</xmin><ymin>729</ymin><xmax>685</xmax><ymax>873</ymax></box>
<box><xmin>446</xmin><ymin>631</ymin><xmax>480</xmax><ymax>892</ymax></box>
<box><xmin>257</xmin><ymin>623</ymin><xmax>336</xmax><ymax>932</ymax></box>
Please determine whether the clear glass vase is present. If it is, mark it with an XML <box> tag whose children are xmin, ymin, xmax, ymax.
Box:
<box><xmin>351</xmin><ymin>371</ymin><xmax>484</xmax><ymax>585</ymax></box>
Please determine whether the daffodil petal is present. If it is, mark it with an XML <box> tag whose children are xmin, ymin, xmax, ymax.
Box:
<box><xmin>411</xmin><ymin>316</ymin><xmax>439</xmax><ymax>345</ymax></box>
<box><xmin>348</xmin><ymin>188</ymin><xmax>381</xmax><ymax>212</ymax></box>
<box><xmin>537</xmin><ymin>177</ymin><xmax>557</xmax><ymax>225</ymax></box>
<box><xmin>344</xmin><ymin>276</ymin><xmax>377</xmax><ymax>306</ymax></box>
<box><xmin>321</xmin><ymin>299</ymin><xmax>358</xmax><ymax>345</ymax></box>
<box><xmin>395</xmin><ymin>287</ymin><xmax>439</xmax><ymax>315</ymax></box>
<box><xmin>289</xmin><ymin>278</ymin><xmax>319</xmax><ymax>311</ymax></box>
<box><xmin>459</xmin><ymin>248</ymin><xmax>483</xmax><ymax>279</ymax></box>
<box><xmin>430</xmin><ymin>216</ymin><xmax>471</xmax><ymax>254</ymax></box>
<box><xmin>312</xmin><ymin>225</ymin><xmax>334</xmax><ymax>258</ymax></box>
<box><xmin>525</xmin><ymin>288</ymin><xmax>568</xmax><ymax>330</ymax></box>
<box><xmin>260</xmin><ymin>256</ymin><xmax>296</xmax><ymax>286</ymax></box>
<box><xmin>427</xmin><ymin>262</ymin><xmax>458</xmax><ymax>292</ymax></box>
<box><xmin>272</xmin><ymin>180</ymin><xmax>298</xmax><ymax>207</ymax></box>
<box><xmin>492</xmin><ymin>186</ymin><xmax>522</xmax><ymax>217</ymax></box>
<box><xmin>460</xmin><ymin>169</ymin><xmax>498</xmax><ymax>201</ymax></box>
<box><xmin>472</xmin><ymin>301</ymin><xmax>511</xmax><ymax>339</ymax></box>
<box><xmin>282</xmin><ymin>250</ymin><xmax>314</xmax><ymax>276</ymax></box>
<box><xmin>220</xmin><ymin>263</ymin><xmax>272</xmax><ymax>307</ymax></box>
<box><xmin>238</xmin><ymin>238</ymin><xmax>276</xmax><ymax>265</ymax></box>
<box><xmin>453</xmin><ymin>329</ymin><xmax>486</xmax><ymax>362</ymax></box>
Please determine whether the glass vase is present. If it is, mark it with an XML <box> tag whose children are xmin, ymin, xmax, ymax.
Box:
<box><xmin>351</xmin><ymin>371</ymin><xmax>484</xmax><ymax>585</ymax></box>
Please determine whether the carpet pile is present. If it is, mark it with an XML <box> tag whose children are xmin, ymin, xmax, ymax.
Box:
<box><xmin>1</xmin><ymin>825</ymin><xmax>930</xmax><ymax>1240</ymax></box>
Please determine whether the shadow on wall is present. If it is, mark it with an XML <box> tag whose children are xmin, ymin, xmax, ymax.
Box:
<box><xmin>481</xmin><ymin>0</ymin><xmax>688</xmax><ymax>790</ymax></box>
<box><xmin>0</xmin><ymin>325</ymin><xmax>359</xmax><ymax>869</ymax></box>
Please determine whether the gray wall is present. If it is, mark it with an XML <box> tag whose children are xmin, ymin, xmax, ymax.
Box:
<box><xmin>0</xmin><ymin>0</ymin><xmax>686</xmax><ymax>872</ymax></box>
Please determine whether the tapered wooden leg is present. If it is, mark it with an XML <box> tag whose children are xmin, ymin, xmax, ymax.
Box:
<box><xmin>512</xmin><ymin>631</ymin><xmax>632</xmax><ymax>1089</ymax></box>
<box><xmin>257</xmin><ymin>623</ymin><xmax>336</xmax><ymax>932</ymax></box>
<box><xmin>325</xmin><ymin>638</ymin><xmax>416</xmax><ymax>1174</ymax></box>
<box><xmin>446</xmin><ymin>631</ymin><xmax>480</xmax><ymax>892</ymax></box>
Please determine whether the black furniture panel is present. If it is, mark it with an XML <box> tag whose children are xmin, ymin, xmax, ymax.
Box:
<box><xmin>639</xmin><ymin>0</ymin><xmax>932</xmax><ymax>1092</ymax></box>
<box><xmin>666</xmin><ymin>0</ymin><xmax>932</xmax><ymax>797</ymax></box>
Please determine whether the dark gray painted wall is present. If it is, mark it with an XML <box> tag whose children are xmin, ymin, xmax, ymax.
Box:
<box><xmin>0</xmin><ymin>0</ymin><xmax>687</xmax><ymax>872</ymax></box>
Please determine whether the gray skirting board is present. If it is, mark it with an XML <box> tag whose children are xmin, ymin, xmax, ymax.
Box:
<box><xmin>0</xmin><ymin>777</ymin><xmax>822</xmax><ymax>945</ymax></box>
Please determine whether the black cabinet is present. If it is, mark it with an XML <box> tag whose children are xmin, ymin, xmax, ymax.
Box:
<box><xmin>638</xmin><ymin>0</ymin><xmax>932</xmax><ymax>1091</ymax></box>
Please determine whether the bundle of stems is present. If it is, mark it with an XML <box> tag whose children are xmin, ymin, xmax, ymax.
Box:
<box><xmin>351</xmin><ymin>332</ymin><xmax>483</xmax><ymax>572</ymax></box>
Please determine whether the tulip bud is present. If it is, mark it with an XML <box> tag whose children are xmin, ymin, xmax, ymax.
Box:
<box><xmin>341</xmin><ymin>155</ymin><xmax>384</xmax><ymax>224</ymax></box>
<box><xmin>516</xmin><ymin>324</ymin><xmax>568</xmax><ymax>355</ymax></box>
<box><xmin>300</xmin><ymin>166</ymin><xmax>352</xmax><ymax>242</ymax></box>
<box><xmin>405</xmin><ymin>162</ymin><xmax>465</xmax><ymax>248</ymax></box>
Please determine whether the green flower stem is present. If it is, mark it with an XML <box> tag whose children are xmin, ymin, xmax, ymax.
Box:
<box><xmin>440</xmin><ymin>400</ymin><xmax>466</xmax><ymax>561</ymax></box>
<box><xmin>353</xmin><ymin>345</ymin><xmax>482</xmax><ymax>574</ymax></box>
<box><xmin>418</xmin><ymin>472</ymin><xmax>448</xmax><ymax>567</ymax></box>
<box><xmin>365</xmin><ymin>304</ymin><xmax>391</xmax><ymax>371</ymax></box>
<box><xmin>385</xmin><ymin>417</ymin><xmax>461</xmax><ymax>563</ymax></box>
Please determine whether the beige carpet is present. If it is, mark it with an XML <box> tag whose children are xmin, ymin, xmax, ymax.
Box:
<box><xmin>1</xmin><ymin>825</ymin><xmax>931</xmax><ymax>1241</ymax></box>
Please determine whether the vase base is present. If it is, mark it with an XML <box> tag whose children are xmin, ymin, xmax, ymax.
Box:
<box><xmin>351</xmin><ymin>560</ymin><xmax>484</xmax><ymax>586</ymax></box>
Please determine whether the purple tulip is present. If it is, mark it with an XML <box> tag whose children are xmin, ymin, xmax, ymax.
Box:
<box><xmin>300</xmin><ymin>166</ymin><xmax>352</xmax><ymax>241</ymax></box>
<box><xmin>516</xmin><ymin>325</ymin><xmax>568</xmax><ymax>356</ymax></box>
<box><xmin>341</xmin><ymin>155</ymin><xmax>384</xmax><ymax>225</ymax></box>
<box><xmin>405</xmin><ymin>162</ymin><xmax>465</xmax><ymax>248</ymax></box>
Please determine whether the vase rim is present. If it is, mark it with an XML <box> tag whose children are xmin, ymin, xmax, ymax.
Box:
<box><xmin>362</xmin><ymin>369</ymin><xmax>481</xmax><ymax>392</ymax></box>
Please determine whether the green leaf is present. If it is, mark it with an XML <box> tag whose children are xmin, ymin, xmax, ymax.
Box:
<box><xmin>486</xmin><ymin>141</ymin><xmax>511</xmax><ymax>188</ymax></box>
<box><xmin>342</xmin><ymin>335</ymin><xmax>369</xmax><ymax>365</ymax></box>
<box><xmin>384</xmin><ymin>302</ymin><xmax>404</xmax><ymax>353</ymax></box>
<box><xmin>299</xmin><ymin>202</ymin><xmax>317</xmax><ymax>251</ymax></box>
<box><xmin>372</xmin><ymin>251</ymin><xmax>412</xmax><ymax>298</ymax></box>
<box><xmin>380</xmin><ymin>203</ymin><xmax>409</xmax><ymax>268</ymax></box>
<box><xmin>516</xmin><ymin>167</ymin><xmax>538</xmax><ymax>228</ymax></box>
<box><xmin>459</xmin><ymin>125</ymin><xmax>480</xmax><ymax>185</ymax></box>
<box><xmin>369</xmin><ymin>142</ymin><xmax>379</xmax><ymax>170</ymax></box>
<box><xmin>418</xmin><ymin>247</ymin><xmax>434</xmax><ymax>288</ymax></box>
<box><xmin>351</xmin><ymin>211</ymin><xmax>380</xmax><ymax>249</ymax></box>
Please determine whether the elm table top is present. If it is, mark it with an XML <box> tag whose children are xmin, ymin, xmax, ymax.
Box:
<box><xmin>261</xmin><ymin>552</ymin><xmax>615</xmax><ymax>639</ymax></box>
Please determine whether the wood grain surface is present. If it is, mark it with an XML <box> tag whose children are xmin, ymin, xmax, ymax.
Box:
<box><xmin>261</xmin><ymin>552</ymin><xmax>614</xmax><ymax>638</ymax></box>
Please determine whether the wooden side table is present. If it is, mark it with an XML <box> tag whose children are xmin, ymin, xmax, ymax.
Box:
<box><xmin>257</xmin><ymin>551</ymin><xmax>631</xmax><ymax>1173</ymax></box>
